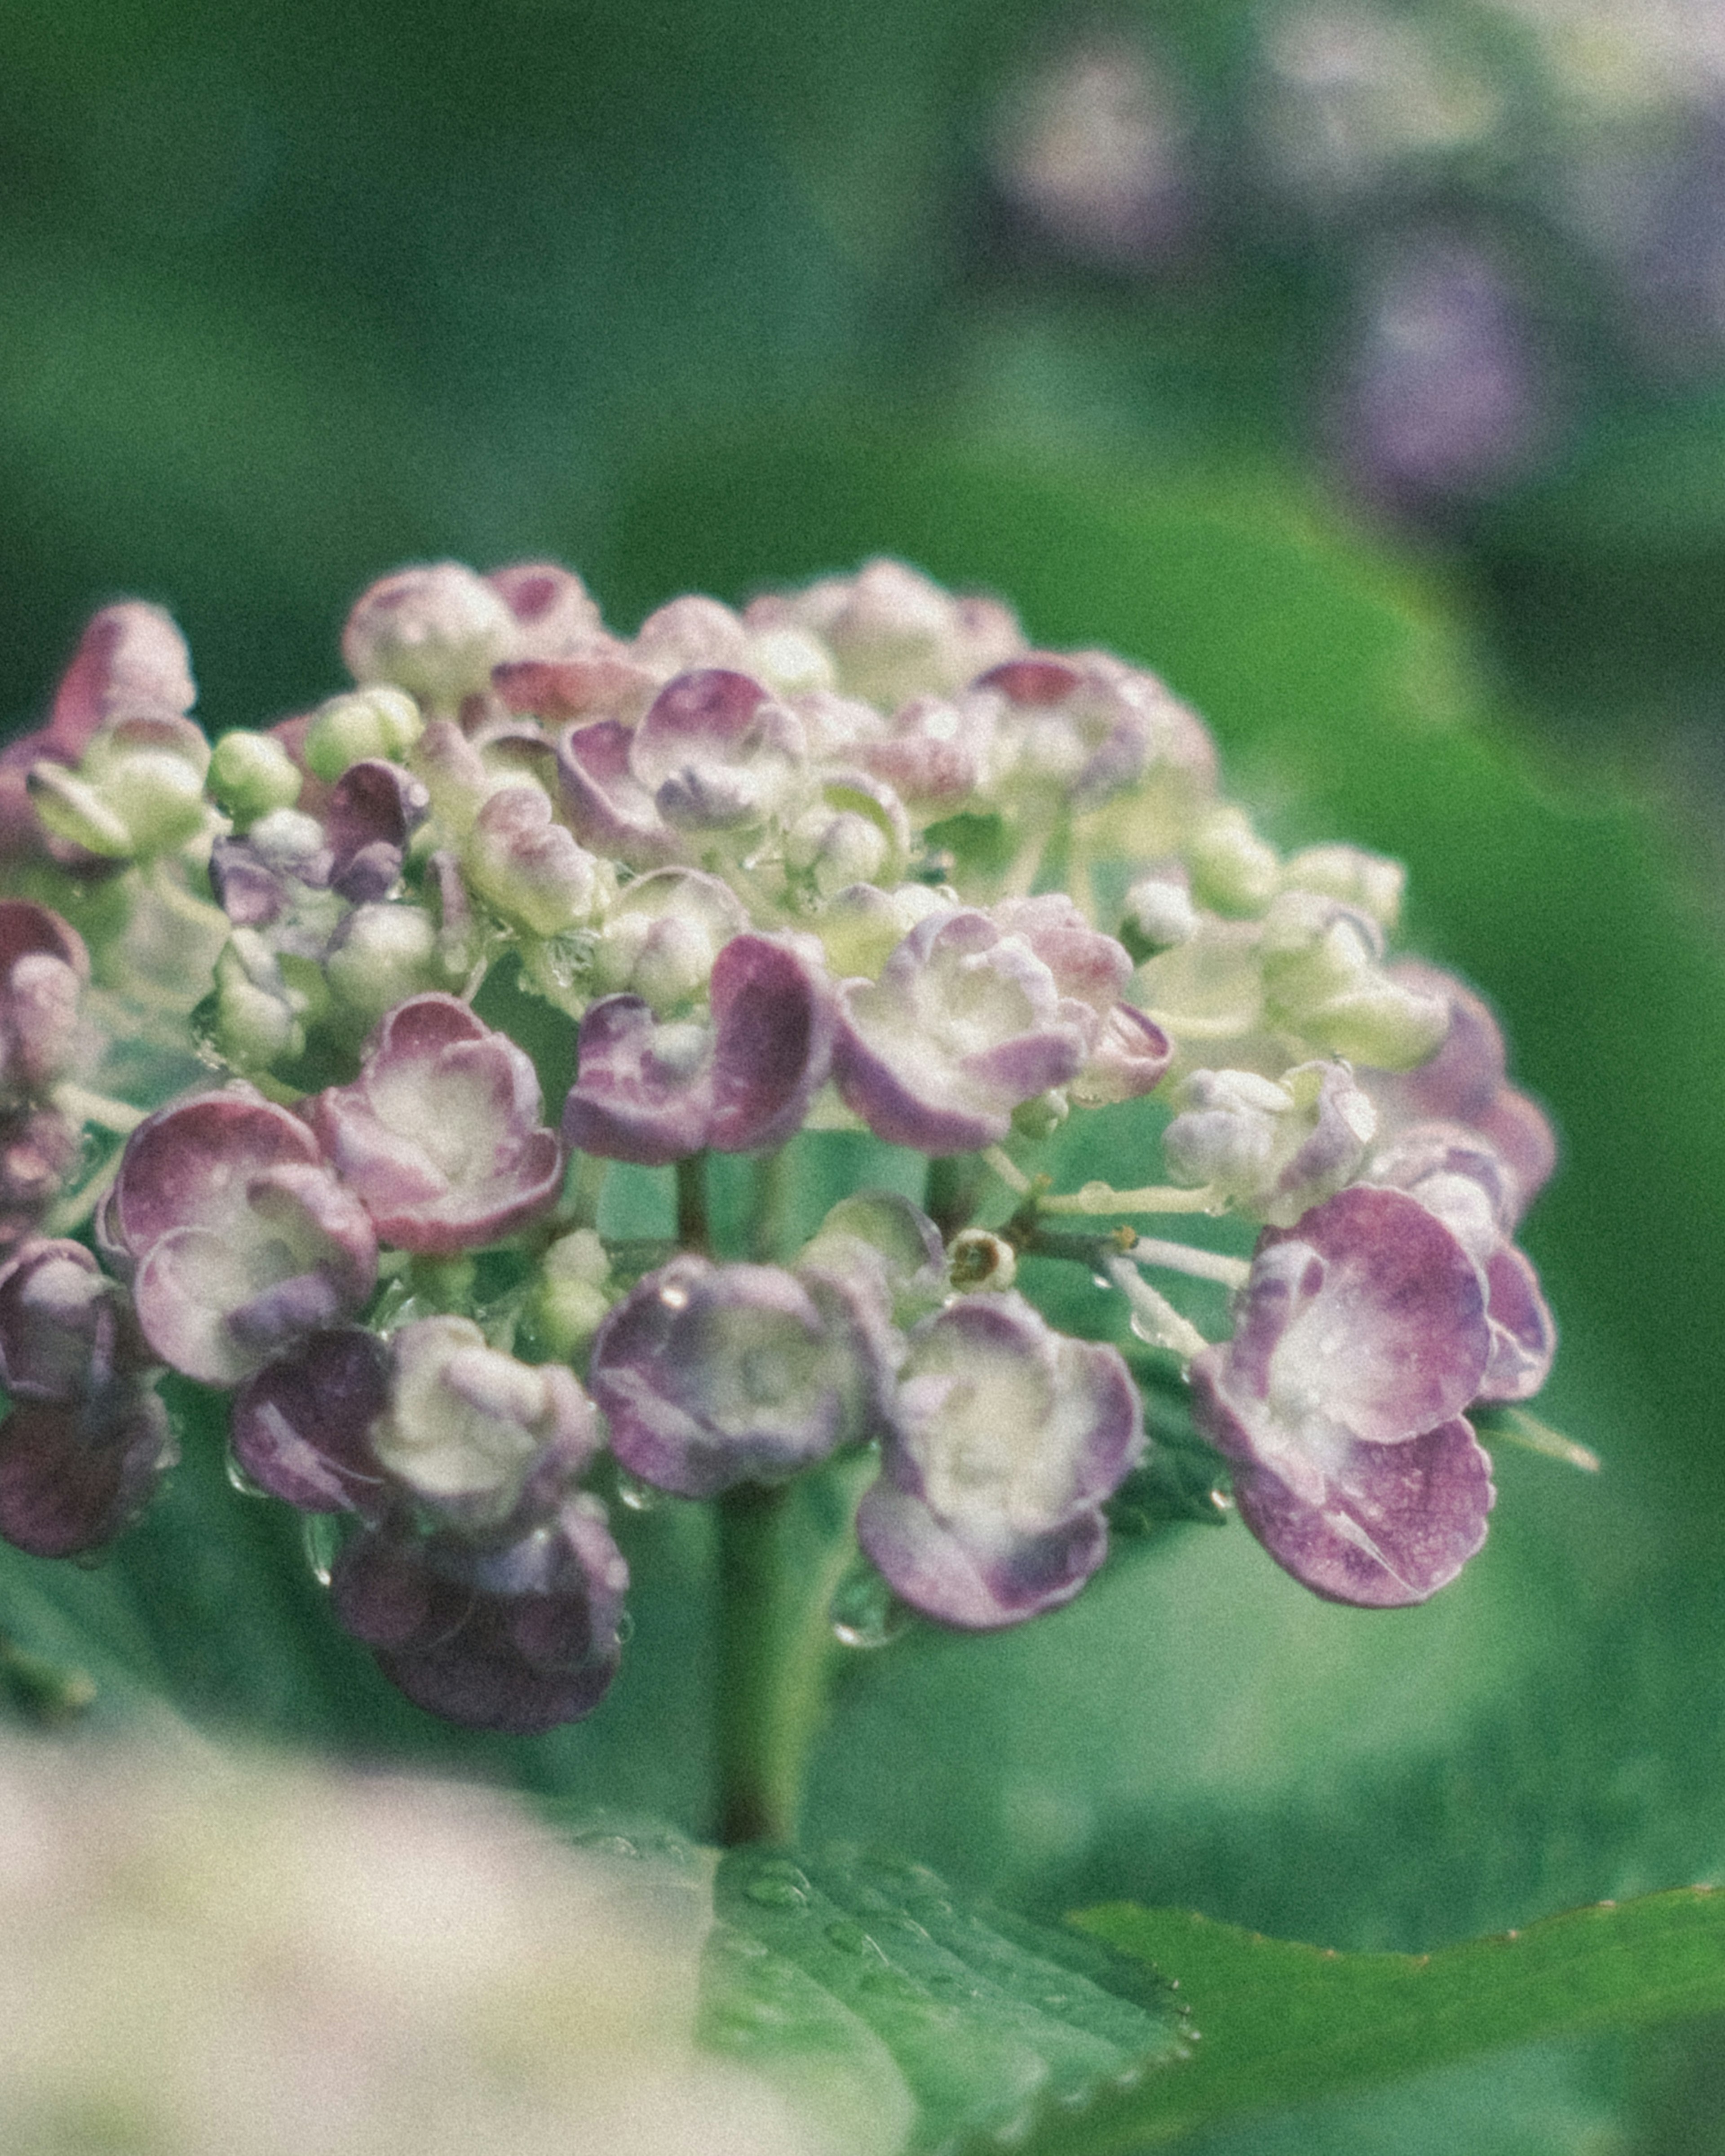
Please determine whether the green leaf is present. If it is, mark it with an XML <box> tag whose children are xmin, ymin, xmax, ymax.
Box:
<box><xmin>701</xmin><ymin>1844</ymin><xmax>1190</xmax><ymax>2154</ymax></box>
<box><xmin>1021</xmin><ymin>1888</ymin><xmax>1725</xmax><ymax>2152</ymax></box>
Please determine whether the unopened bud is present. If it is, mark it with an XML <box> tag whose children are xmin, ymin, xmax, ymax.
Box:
<box><xmin>303</xmin><ymin>687</ymin><xmax>424</xmax><ymax>782</ymax></box>
<box><xmin>209</xmin><ymin>731</ymin><xmax>303</xmax><ymax>827</ymax></box>
<box><xmin>948</xmin><ymin>1228</ymin><xmax>1017</xmax><ymax>1292</ymax></box>
<box><xmin>323</xmin><ymin>903</ymin><xmax>438</xmax><ymax>1027</ymax></box>
<box><xmin>1187</xmin><ymin>805</ymin><xmax>1278</xmax><ymax>914</ymax></box>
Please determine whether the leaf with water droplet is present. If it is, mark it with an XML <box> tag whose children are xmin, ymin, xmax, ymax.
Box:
<box><xmin>829</xmin><ymin>1556</ymin><xmax>914</xmax><ymax>1650</ymax></box>
<box><xmin>701</xmin><ymin>1844</ymin><xmax>1188</xmax><ymax>2155</ymax></box>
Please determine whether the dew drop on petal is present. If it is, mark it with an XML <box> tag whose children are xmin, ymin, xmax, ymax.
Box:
<box><xmin>615</xmin><ymin>1470</ymin><xmax>662</xmax><ymax>1513</ymax></box>
<box><xmin>225</xmin><ymin>1450</ymin><xmax>270</xmax><ymax>1500</ymax></box>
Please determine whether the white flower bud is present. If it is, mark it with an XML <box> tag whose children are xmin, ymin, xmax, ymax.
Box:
<box><xmin>1280</xmin><ymin>844</ymin><xmax>1405</xmax><ymax>929</ymax></box>
<box><xmin>1122</xmin><ymin>872</ymin><xmax>1198</xmax><ymax>952</ymax></box>
<box><xmin>323</xmin><ymin>903</ymin><xmax>438</xmax><ymax>1027</ymax></box>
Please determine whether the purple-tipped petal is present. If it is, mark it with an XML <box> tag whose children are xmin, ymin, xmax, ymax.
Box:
<box><xmin>587</xmin><ymin>1254</ymin><xmax>887</xmax><ymax>1497</ymax></box>
<box><xmin>1478</xmin><ymin>1245</ymin><xmax>1557</xmax><ymax>1403</ymax></box>
<box><xmin>1232</xmin><ymin>1416</ymin><xmax>1495</xmax><ymax>1609</ymax></box>
<box><xmin>1193</xmin><ymin>1186</ymin><xmax>1491</xmax><ymax>1507</ymax></box>
<box><xmin>0</xmin><ymin>1239</ymin><xmax>135</xmax><ymax>1402</ymax></box>
<box><xmin>307</xmin><ymin>994</ymin><xmax>563</xmax><ymax>1255</ymax></box>
<box><xmin>230</xmin><ymin>1328</ymin><xmax>392</xmax><ymax>1513</ymax></box>
<box><xmin>556</xmin><ymin>718</ymin><xmax>682</xmax><ymax>867</ymax></box>
<box><xmin>858</xmin><ymin>1293</ymin><xmax>1143</xmax><ymax>1630</ymax></box>
<box><xmin>562</xmin><ymin>996</ymin><xmax>717</xmax><ymax>1166</ymax></box>
<box><xmin>707</xmin><ymin>934</ymin><xmax>836</xmax><ymax>1154</ymax></box>
<box><xmin>49</xmin><ymin>602</ymin><xmax>195</xmax><ymax>748</ymax></box>
<box><xmin>485</xmin><ymin>560</ymin><xmax>605</xmax><ymax>658</ymax></box>
<box><xmin>630</xmin><ymin>670</ymin><xmax>806</xmax><ymax>834</ymax></box>
<box><xmin>834</xmin><ymin>908</ymin><xmax>1094</xmax><ymax>1153</ymax></box>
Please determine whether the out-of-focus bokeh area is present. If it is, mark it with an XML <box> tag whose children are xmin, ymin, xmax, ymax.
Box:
<box><xmin>12</xmin><ymin>4</ymin><xmax>1725</xmax><ymax>2152</ymax></box>
<box><xmin>9</xmin><ymin>0</ymin><xmax>1725</xmax><ymax>800</ymax></box>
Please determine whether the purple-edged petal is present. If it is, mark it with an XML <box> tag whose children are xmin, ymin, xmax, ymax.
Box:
<box><xmin>330</xmin><ymin>1496</ymin><xmax>628</xmax><ymax>1734</ymax></box>
<box><xmin>587</xmin><ymin>1255</ymin><xmax>886</xmax><ymax>1497</ymax></box>
<box><xmin>307</xmin><ymin>994</ymin><xmax>563</xmax><ymax>1255</ymax></box>
<box><xmin>834</xmin><ymin>909</ymin><xmax>1093</xmax><ymax>1153</ymax></box>
<box><xmin>556</xmin><ymin>717</ymin><xmax>682</xmax><ymax>867</ymax></box>
<box><xmin>562</xmin><ymin>996</ymin><xmax>717</xmax><ymax>1166</ymax></box>
<box><xmin>485</xmin><ymin>560</ymin><xmax>605</xmax><ymax>658</ymax></box>
<box><xmin>707</xmin><ymin>933</ymin><xmax>836</xmax><ymax>1154</ymax></box>
<box><xmin>1477</xmin><ymin>1245</ymin><xmax>1557</xmax><ymax>1403</ymax></box>
<box><xmin>1192</xmin><ymin>1185</ymin><xmax>1491</xmax><ymax>1505</ymax></box>
<box><xmin>629</xmin><ymin>670</ymin><xmax>806</xmax><ymax>833</ymax></box>
<box><xmin>115</xmin><ymin>1087</ymin><xmax>326</xmax><ymax>1256</ymax></box>
<box><xmin>1231</xmin><ymin>1416</ymin><xmax>1495</xmax><ymax>1609</ymax></box>
<box><xmin>858</xmin><ymin>1293</ymin><xmax>1143</xmax><ymax>1630</ymax></box>
<box><xmin>230</xmin><ymin>1327</ymin><xmax>392</xmax><ymax>1514</ymax></box>
<box><xmin>0</xmin><ymin>1387</ymin><xmax>175</xmax><ymax>1558</ymax></box>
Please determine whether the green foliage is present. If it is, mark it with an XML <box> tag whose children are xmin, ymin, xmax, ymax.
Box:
<box><xmin>702</xmin><ymin>1844</ymin><xmax>1188</xmax><ymax>2153</ymax></box>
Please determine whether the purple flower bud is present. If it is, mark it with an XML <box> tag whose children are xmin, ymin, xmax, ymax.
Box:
<box><xmin>229</xmin><ymin>1326</ymin><xmax>391</xmax><ymax>1514</ymax></box>
<box><xmin>371</xmin><ymin>1316</ymin><xmax>601</xmax><ymax>1531</ymax></box>
<box><xmin>0</xmin><ymin>901</ymin><xmax>88</xmax><ymax>1103</ymax></box>
<box><xmin>989</xmin><ymin>895</ymin><xmax>1172</xmax><ymax>1105</ymax></box>
<box><xmin>0</xmin><ymin>1107</ymin><xmax>81</xmax><ymax>1253</ymax></box>
<box><xmin>1191</xmin><ymin>1185</ymin><xmax>1499</xmax><ymax>1605</ymax></box>
<box><xmin>330</xmin><ymin>1496</ymin><xmax>628</xmax><ymax>1733</ymax></box>
<box><xmin>966</xmin><ymin>656</ymin><xmax>1158</xmax><ymax>807</ymax></box>
<box><xmin>0</xmin><ymin>1386</ymin><xmax>175</xmax><ymax>1558</ymax></box>
<box><xmin>1369</xmin><ymin>961</ymin><xmax>1556</xmax><ymax>1222</ymax></box>
<box><xmin>833</xmin><ymin>908</ymin><xmax>1098</xmax><ymax>1153</ymax></box>
<box><xmin>495</xmin><ymin>652</ymin><xmax>661</xmax><ymax>729</ymax></box>
<box><xmin>485</xmin><ymin>560</ymin><xmax>606</xmax><ymax>658</ymax></box>
<box><xmin>587</xmin><ymin>1254</ymin><xmax>890</xmax><ymax>1497</ymax></box>
<box><xmin>113</xmin><ymin>1088</ymin><xmax>379</xmax><ymax>1386</ymax></box>
<box><xmin>342</xmin><ymin>562</ymin><xmax>517</xmax><ymax>708</ymax></box>
<box><xmin>865</xmin><ymin>697</ymin><xmax>982</xmax><ymax>812</ymax></box>
<box><xmin>563</xmin><ymin>933</ymin><xmax>835</xmax><ymax>1165</ymax></box>
<box><xmin>747</xmin><ymin>560</ymin><xmax>1026</xmax><ymax>706</ymax></box>
<box><xmin>0</xmin><ymin>1238</ymin><xmax>140</xmax><ymax>1403</ymax></box>
<box><xmin>307</xmin><ymin>995</ymin><xmax>563</xmax><ymax>1257</ymax></box>
<box><xmin>629</xmin><ymin>671</ymin><xmax>807</xmax><ymax>835</ymax></box>
<box><xmin>857</xmin><ymin>1293</ymin><xmax>1143</xmax><ymax>1629</ymax></box>
<box><xmin>49</xmin><ymin>601</ymin><xmax>196</xmax><ymax>743</ymax></box>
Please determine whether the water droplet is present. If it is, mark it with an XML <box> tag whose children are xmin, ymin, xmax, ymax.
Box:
<box><xmin>825</xmin><ymin>1919</ymin><xmax>876</xmax><ymax>1956</ymax></box>
<box><xmin>659</xmin><ymin>1284</ymin><xmax>689</xmax><ymax>1310</ymax></box>
<box><xmin>992</xmin><ymin>2109</ymin><xmax>1037</xmax><ymax>2148</ymax></box>
<box><xmin>829</xmin><ymin>1561</ymin><xmax>912</xmax><ymax>1650</ymax></box>
<box><xmin>744</xmin><ymin>1875</ymin><xmax>809</xmax><ymax>1911</ymax></box>
<box><xmin>615</xmin><ymin>1471</ymin><xmax>662</xmax><ymax>1513</ymax></box>
<box><xmin>225</xmin><ymin>1451</ymin><xmax>269</xmax><ymax>1500</ymax></box>
<box><xmin>1110</xmin><ymin>2064</ymin><xmax>1144</xmax><ymax>2093</ymax></box>
<box><xmin>301</xmin><ymin>1513</ymin><xmax>342</xmax><ymax>1587</ymax></box>
<box><xmin>614</xmin><ymin>1609</ymin><xmax>636</xmax><ymax>1646</ymax></box>
<box><xmin>1091</xmin><ymin>1272</ymin><xmax>1112</xmax><ymax>1292</ymax></box>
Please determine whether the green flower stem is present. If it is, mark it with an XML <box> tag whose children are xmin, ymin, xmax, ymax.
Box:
<box><xmin>677</xmin><ymin>1151</ymin><xmax>710</xmax><ymax>1253</ymax></box>
<box><xmin>712</xmin><ymin>1453</ymin><xmax>876</xmax><ymax>1846</ymax></box>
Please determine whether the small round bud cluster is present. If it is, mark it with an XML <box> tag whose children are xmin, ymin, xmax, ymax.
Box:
<box><xmin>0</xmin><ymin>553</ymin><xmax>1560</xmax><ymax>1730</ymax></box>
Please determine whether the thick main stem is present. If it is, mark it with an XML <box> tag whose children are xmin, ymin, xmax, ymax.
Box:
<box><xmin>710</xmin><ymin>1453</ymin><xmax>876</xmax><ymax>1847</ymax></box>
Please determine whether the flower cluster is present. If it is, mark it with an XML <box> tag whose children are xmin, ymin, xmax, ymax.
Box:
<box><xmin>0</xmin><ymin>554</ymin><xmax>1557</xmax><ymax>1728</ymax></box>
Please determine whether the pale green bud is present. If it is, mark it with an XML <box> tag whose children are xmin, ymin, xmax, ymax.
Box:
<box><xmin>214</xmin><ymin>934</ymin><xmax>306</xmax><ymax>1068</ymax></box>
<box><xmin>208</xmin><ymin>730</ymin><xmax>303</xmax><ymax>827</ymax></box>
<box><xmin>814</xmin><ymin>882</ymin><xmax>951</xmax><ymax>980</ymax></box>
<box><xmin>1187</xmin><ymin>805</ymin><xmax>1279</xmax><ymax>914</ymax></box>
<box><xmin>303</xmin><ymin>687</ymin><xmax>424</xmax><ymax>783</ymax></box>
<box><xmin>531</xmin><ymin>1230</ymin><xmax>614</xmax><ymax>1359</ymax></box>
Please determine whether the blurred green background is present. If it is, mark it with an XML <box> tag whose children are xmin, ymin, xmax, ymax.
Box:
<box><xmin>8</xmin><ymin>1</ymin><xmax>1725</xmax><ymax>2149</ymax></box>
